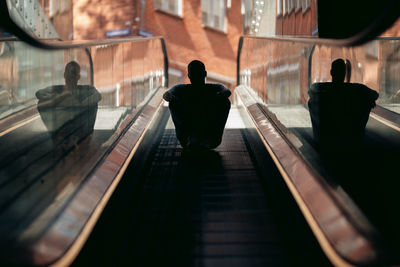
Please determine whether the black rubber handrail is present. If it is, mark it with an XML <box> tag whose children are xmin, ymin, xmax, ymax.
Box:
<box><xmin>239</xmin><ymin>35</ymin><xmax>400</xmax><ymax>46</ymax></box>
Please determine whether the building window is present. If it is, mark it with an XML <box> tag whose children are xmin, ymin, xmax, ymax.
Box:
<box><xmin>242</xmin><ymin>0</ymin><xmax>253</xmax><ymax>34</ymax></box>
<box><xmin>295</xmin><ymin>0</ymin><xmax>301</xmax><ymax>11</ymax></box>
<box><xmin>154</xmin><ymin>0</ymin><xmax>182</xmax><ymax>16</ymax></box>
<box><xmin>277</xmin><ymin>0</ymin><xmax>283</xmax><ymax>16</ymax></box>
<box><xmin>289</xmin><ymin>0</ymin><xmax>295</xmax><ymax>13</ymax></box>
<box><xmin>49</xmin><ymin>0</ymin><xmax>70</xmax><ymax>17</ymax></box>
<box><xmin>302</xmin><ymin>0</ymin><xmax>311</xmax><ymax>12</ymax></box>
<box><xmin>201</xmin><ymin>0</ymin><xmax>226</xmax><ymax>31</ymax></box>
<box><xmin>283</xmin><ymin>0</ymin><xmax>288</xmax><ymax>14</ymax></box>
<box><xmin>283</xmin><ymin>0</ymin><xmax>296</xmax><ymax>15</ymax></box>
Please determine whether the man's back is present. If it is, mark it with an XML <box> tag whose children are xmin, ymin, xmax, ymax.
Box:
<box><xmin>165</xmin><ymin>82</ymin><xmax>231</xmax><ymax>149</ymax></box>
<box><xmin>164</xmin><ymin>60</ymin><xmax>231</xmax><ymax>149</ymax></box>
<box><xmin>308</xmin><ymin>82</ymin><xmax>378</xmax><ymax>146</ymax></box>
<box><xmin>166</xmin><ymin>83</ymin><xmax>228</xmax><ymax>100</ymax></box>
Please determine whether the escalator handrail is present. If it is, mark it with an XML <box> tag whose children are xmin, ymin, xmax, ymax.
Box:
<box><xmin>239</xmin><ymin>35</ymin><xmax>400</xmax><ymax>46</ymax></box>
<box><xmin>0</xmin><ymin>34</ymin><xmax>167</xmax><ymax>50</ymax></box>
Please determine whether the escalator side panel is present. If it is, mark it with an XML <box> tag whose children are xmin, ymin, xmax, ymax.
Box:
<box><xmin>236</xmin><ymin>85</ymin><xmax>384</xmax><ymax>266</ymax></box>
<box><xmin>4</xmin><ymin>89</ymin><xmax>166</xmax><ymax>266</ymax></box>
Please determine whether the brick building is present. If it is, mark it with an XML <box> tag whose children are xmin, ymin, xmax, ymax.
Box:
<box><xmin>73</xmin><ymin>0</ymin><xmax>243</xmax><ymax>89</ymax></box>
<box><xmin>4</xmin><ymin>0</ymin><xmax>73</xmax><ymax>40</ymax></box>
<box><xmin>243</xmin><ymin>0</ymin><xmax>317</xmax><ymax>37</ymax></box>
<box><xmin>73</xmin><ymin>0</ymin><xmax>141</xmax><ymax>40</ymax></box>
<box><xmin>242</xmin><ymin>0</ymin><xmax>400</xmax><ymax>107</ymax></box>
<box><xmin>41</xmin><ymin>0</ymin><xmax>74</xmax><ymax>40</ymax></box>
<box><xmin>275</xmin><ymin>0</ymin><xmax>317</xmax><ymax>36</ymax></box>
<box><xmin>143</xmin><ymin>0</ymin><xmax>242</xmax><ymax>88</ymax></box>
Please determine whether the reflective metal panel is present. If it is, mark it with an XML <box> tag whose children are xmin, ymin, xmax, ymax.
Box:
<box><xmin>238</xmin><ymin>36</ymin><xmax>400</xmax><ymax>262</ymax></box>
<box><xmin>0</xmin><ymin>38</ymin><xmax>165</xmax><ymax>253</ymax></box>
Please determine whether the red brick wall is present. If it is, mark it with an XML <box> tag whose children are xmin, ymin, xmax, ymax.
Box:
<box><xmin>73</xmin><ymin>0</ymin><xmax>242</xmax><ymax>89</ymax></box>
<box><xmin>144</xmin><ymin>0</ymin><xmax>242</xmax><ymax>87</ymax></box>
<box><xmin>52</xmin><ymin>7</ymin><xmax>74</xmax><ymax>40</ymax></box>
<box><xmin>276</xmin><ymin>2</ymin><xmax>317</xmax><ymax>36</ymax></box>
<box><xmin>73</xmin><ymin>0</ymin><xmax>141</xmax><ymax>40</ymax></box>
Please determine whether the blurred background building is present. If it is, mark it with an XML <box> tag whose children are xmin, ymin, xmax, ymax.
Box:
<box><xmin>1</xmin><ymin>2</ymin><xmax>400</xmax><ymax>265</ymax></box>
<box><xmin>3</xmin><ymin>0</ymin><xmax>400</xmax><ymax>94</ymax></box>
<box><xmin>241</xmin><ymin>0</ymin><xmax>316</xmax><ymax>36</ymax></box>
<box><xmin>73</xmin><ymin>0</ymin><xmax>243</xmax><ymax>89</ymax></box>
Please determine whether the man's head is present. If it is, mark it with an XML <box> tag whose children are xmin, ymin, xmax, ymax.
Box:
<box><xmin>64</xmin><ymin>61</ymin><xmax>80</xmax><ymax>86</ymax></box>
<box><xmin>188</xmin><ymin>60</ymin><xmax>207</xmax><ymax>84</ymax></box>
<box><xmin>330</xmin><ymin>58</ymin><xmax>346</xmax><ymax>83</ymax></box>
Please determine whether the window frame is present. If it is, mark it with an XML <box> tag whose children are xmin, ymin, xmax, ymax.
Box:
<box><xmin>277</xmin><ymin>0</ymin><xmax>283</xmax><ymax>16</ymax></box>
<box><xmin>295</xmin><ymin>0</ymin><xmax>301</xmax><ymax>12</ymax></box>
<box><xmin>302</xmin><ymin>0</ymin><xmax>311</xmax><ymax>13</ymax></box>
<box><xmin>154</xmin><ymin>0</ymin><xmax>183</xmax><ymax>17</ymax></box>
<box><xmin>283</xmin><ymin>0</ymin><xmax>288</xmax><ymax>15</ymax></box>
<box><xmin>201</xmin><ymin>0</ymin><xmax>227</xmax><ymax>32</ymax></box>
<box><xmin>289</xmin><ymin>0</ymin><xmax>295</xmax><ymax>13</ymax></box>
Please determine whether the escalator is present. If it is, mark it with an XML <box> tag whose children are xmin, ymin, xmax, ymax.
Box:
<box><xmin>238</xmin><ymin>37</ymin><xmax>400</xmax><ymax>265</ymax></box>
<box><xmin>0</xmin><ymin>1</ymin><xmax>399</xmax><ymax>266</ymax></box>
<box><xmin>0</xmin><ymin>36</ymin><xmax>399</xmax><ymax>267</ymax></box>
<box><xmin>72</xmin><ymin>106</ymin><xmax>330</xmax><ymax>267</ymax></box>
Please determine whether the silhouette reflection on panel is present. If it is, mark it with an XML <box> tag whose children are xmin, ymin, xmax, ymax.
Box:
<box><xmin>163</xmin><ymin>60</ymin><xmax>231</xmax><ymax>150</ymax></box>
<box><xmin>36</xmin><ymin>61</ymin><xmax>102</xmax><ymax>150</ymax></box>
<box><xmin>308</xmin><ymin>58</ymin><xmax>379</xmax><ymax>152</ymax></box>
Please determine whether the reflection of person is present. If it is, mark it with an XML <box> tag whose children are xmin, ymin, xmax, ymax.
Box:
<box><xmin>36</xmin><ymin>61</ymin><xmax>101</xmax><ymax>147</ymax></box>
<box><xmin>163</xmin><ymin>60</ymin><xmax>231</xmax><ymax>150</ymax></box>
<box><xmin>308</xmin><ymin>58</ymin><xmax>379</xmax><ymax>149</ymax></box>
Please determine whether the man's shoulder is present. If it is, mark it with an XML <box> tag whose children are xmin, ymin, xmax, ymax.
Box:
<box><xmin>347</xmin><ymin>83</ymin><xmax>378</xmax><ymax>99</ymax></box>
<box><xmin>78</xmin><ymin>85</ymin><xmax>98</xmax><ymax>92</ymax></box>
<box><xmin>345</xmin><ymin>82</ymin><xmax>366</xmax><ymax>88</ymax></box>
<box><xmin>344</xmin><ymin>83</ymin><xmax>372</xmax><ymax>93</ymax></box>
<box><xmin>206</xmin><ymin>83</ymin><xmax>225</xmax><ymax>88</ymax></box>
<box><xmin>311</xmin><ymin>82</ymin><xmax>332</xmax><ymax>87</ymax></box>
<box><xmin>169</xmin><ymin>84</ymin><xmax>189</xmax><ymax>92</ymax></box>
<box><xmin>171</xmin><ymin>84</ymin><xmax>189</xmax><ymax>89</ymax></box>
<box><xmin>43</xmin><ymin>85</ymin><xmax>64</xmax><ymax>92</ymax></box>
<box><xmin>310</xmin><ymin>82</ymin><xmax>333</xmax><ymax>93</ymax></box>
<box><xmin>78</xmin><ymin>84</ymin><xmax>96</xmax><ymax>89</ymax></box>
<box><xmin>36</xmin><ymin>85</ymin><xmax>63</xmax><ymax>99</ymax></box>
<box><xmin>206</xmin><ymin>83</ymin><xmax>226</xmax><ymax>90</ymax></box>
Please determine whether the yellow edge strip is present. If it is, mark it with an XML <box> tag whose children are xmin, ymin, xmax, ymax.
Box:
<box><xmin>0</xmin><ymin>114</ymin><xmax>40</xmax><ymax>137</ymax></box>
<box><xmin>243</xmin><ymin>103</ymin><xmax>353</xmax><ymax>267</ymax></box>
<box><xmin>370</xmin><ymin>113</ymin><xmax>400</xmax><ymax>132</ymax></box>
<box><xmin>52</xmin><ymin>101</ymin><xmax>163</xmax><ymax>267</ymax></box>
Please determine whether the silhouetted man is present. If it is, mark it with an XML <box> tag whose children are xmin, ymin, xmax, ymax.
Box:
<box><xmin>36</xmin><ymin>61</ymin><xmax>102</xmax><ymax>146</ymax></box>
<box><xmin>308</xmin><ymin>58</ymin><xmax>379</xmax><ymax>149</ymax></box>
<box><xmin>163</xmin><ymin>60</ymin><xmax>231</xmax><ymax>149</ymax></box>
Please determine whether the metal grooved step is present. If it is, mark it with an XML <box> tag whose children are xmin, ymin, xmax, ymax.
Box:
<box><xmin>122</xmin><ymin>128</ymin><xmax>291</xmax><ymax>267</ymax></box>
